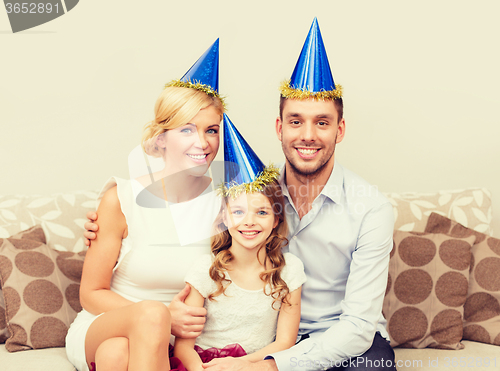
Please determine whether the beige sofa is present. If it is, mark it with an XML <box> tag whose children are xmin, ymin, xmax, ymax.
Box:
<box><xmin>1</xmin><ymin>187</ymin><xmax>499</xmax><ymax>371</ymax></box>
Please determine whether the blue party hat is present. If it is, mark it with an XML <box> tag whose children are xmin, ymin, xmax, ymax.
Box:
<box><xmin>220</xmin><ymin>114</ymin><xmax>279</xmax><ymax>198</ymax></box>
<box><xmin>165</xmin><ymin>39</ymin><xmax>223</xmax><ymax>104</ymax></box>
<box><xmin>181</xmin><ymin>39</ymin><xmax>219</xmax><ymax>92</ymax></box>
<box><xmin>280</xmin><ymin>18</ymin><xmax>342</xmax><ymax>100</ymax></box>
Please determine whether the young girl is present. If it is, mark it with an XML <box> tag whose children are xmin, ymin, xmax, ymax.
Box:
<box><xmin>174</xmin><ymin>115</ymin><xmax>306</xmax><ymax>371</ymax></box>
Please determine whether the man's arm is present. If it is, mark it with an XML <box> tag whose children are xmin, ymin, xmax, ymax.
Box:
<box><xmin>268</xmin><ymin>202</ymin><xmax>394</xmax><ymax>371</ymax></box>
<box><xmin>203</xmin><ymin>202</ymin><xmax>394</xmax><ymax>371</ymax></box>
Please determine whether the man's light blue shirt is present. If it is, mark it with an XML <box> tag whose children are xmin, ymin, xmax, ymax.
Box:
<box><xmin>268</xmin><ymin>162</ymin><xmax>394</xmax><ymax>371</ymax></box>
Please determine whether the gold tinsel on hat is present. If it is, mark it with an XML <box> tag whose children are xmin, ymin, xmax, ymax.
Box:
<box><xmin>279</xmin><ymin>79</ymin><xmax>343</xmax><ymax>100</ymax></box>
<box><xmin>218</xmin><ymin>164</ymin><xmax>281</xmax><ymax>199</ymax></box>
<box><xmin>165</xmin><ymin>79</ymin><xmax>226</xmax><ymax>108</ymax></box>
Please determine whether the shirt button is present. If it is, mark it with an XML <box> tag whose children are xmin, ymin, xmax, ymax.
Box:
<box><xmin>293</xmin><ymin>236</ymin><xmax>297</xmax><ymax>240</ymax></box>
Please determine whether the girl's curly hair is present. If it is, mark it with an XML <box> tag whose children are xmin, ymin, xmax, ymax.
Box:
<box><xmin>208</xmin><ymin>180</ymin><xmax>290</xmax><ymax>308</ymax></box>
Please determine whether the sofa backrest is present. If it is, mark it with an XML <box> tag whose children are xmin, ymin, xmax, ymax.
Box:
<box><xmin>0</xmin><ymin>191</ymin><xmax>99</xmax><ymax>253</ymax></box>
<box><xmin>0</xmin><ymin>187</ymin><xmax>493</xmax><ymax>252</ymax></box>
<box><xmin>384</xmin><ymin>187</ymin><xmax>493</xmax><ymax>235</ymax></box>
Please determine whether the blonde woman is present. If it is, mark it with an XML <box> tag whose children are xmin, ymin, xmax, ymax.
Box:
<box><xmin>66</xmin><ymin>43</ymin><xmax>225</xmax><ymax>371</ymax></box>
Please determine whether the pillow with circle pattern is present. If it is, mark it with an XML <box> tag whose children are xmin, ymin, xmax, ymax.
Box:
<box><xmin>0</xmin><ymin>225</ymin><xmax>47</xmax><ymax>344</ymax></box>
<box><xmin>383</xmin><ymin>230</ymin><xmax>475</xmax><ymax>349</ymax></box>
<box><xmin>0</xmin><ymin>225</ymin><xmax>86</xmax><ymax>352</ymax></box>
<box><xmin>425</xmin><ymin>212</ymin><xmax>500</xmax><ymax>346</ymax></box>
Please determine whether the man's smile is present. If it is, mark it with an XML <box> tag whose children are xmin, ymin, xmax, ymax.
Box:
<box><xmin>296</xmin><ymin>147</ymin><xmax>320</xmax><ymax>158</ymax></box>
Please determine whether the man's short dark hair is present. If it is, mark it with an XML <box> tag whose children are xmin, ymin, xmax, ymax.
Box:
<box><xmin>279</xmin><ymin>96</ymin><xmax>343</xmax><ymax>123</ymax></box>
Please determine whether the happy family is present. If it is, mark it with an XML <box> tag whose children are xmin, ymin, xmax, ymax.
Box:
<box><xmin>65</xmin><ymin>18</ymin><xmax>396</xmax><ymax>371</ymax></box>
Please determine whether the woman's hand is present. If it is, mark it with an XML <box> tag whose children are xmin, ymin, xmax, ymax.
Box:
<box><xmin>84</xmin><ymin>211</ymin><xmax>99</xmax><ymax>246</ymax></box>
<box><xmin>169</xmin><ymin>284</ymin><xmax>207</xmax><ymax>338</ymax></box>
<box><xmin>173</xmin><ymin>285</ymin><xmax>207</xmax><ymax>371</ymax></box>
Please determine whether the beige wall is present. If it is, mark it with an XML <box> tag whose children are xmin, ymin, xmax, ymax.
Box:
<box><xmin>1</xmin><ymin>0</ymin><xmax>499</xmax><ymax>236</ymax></box>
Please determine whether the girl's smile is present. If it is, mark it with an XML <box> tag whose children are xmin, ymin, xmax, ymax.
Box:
<box><xmin>224</xmin><ymin>192</ymin><xmax>278</xmax><ymax>252</ymax></box>
<box><xmin>238</xmin><ymin>230</ymin><xmax>261</xmax><ymax>238</ymax></box>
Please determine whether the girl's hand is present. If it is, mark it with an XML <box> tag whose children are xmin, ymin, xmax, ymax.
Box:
<box><xmin>168</xmin><ymin>284</ymin><xmax>207</xmax><ymax>338</ymax></box>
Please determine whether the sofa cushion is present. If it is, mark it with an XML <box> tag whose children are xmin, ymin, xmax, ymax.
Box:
<box><xmin>0</xmin><ymin>225</ymin><xmax>47</xmax><ymax>344</ymax></box>
<box><xmin>0</xmin><ymin>344</ymin><xmax>76</xmax><ymax>370</ymax></box>
<box><xmin>385</xmin><ymin>188</ymin><xmax>492</xmax><ymax>235</ymax></box>
<box><xmin>425</xmin><ymin>212</ymin><xmax>500</xmax><ymax>346</ymax></box>
<box><xmin>393</xmin><ymin>340</ymin><xmax>500</xmax><ymax>370</ymax></box>
<box><xmin>383</xmin><ymin>230</ymin><xmax>475</xmax><ymax>349</ymax></box>
<box><xmin>0</xmin><ymin>225</ymin><xmax>86</xmax><ymax>352</ymax></box>
<box><xmin>0</xmin><ymin>191</ymin><xmax>95</xmax><ymax>346</ymax></box>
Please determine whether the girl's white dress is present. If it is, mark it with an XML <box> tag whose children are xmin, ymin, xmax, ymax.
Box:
<box><xmin>185</xmin><ymin>253</ymin><xmax>306</xmax><ymax>354</ymax></box>
<box><xmin>65</xmin><ymin>177</ymin><xmax>218</xmax><ymax>371</ymax></box>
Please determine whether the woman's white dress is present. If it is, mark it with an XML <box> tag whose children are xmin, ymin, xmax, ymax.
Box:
<box><xmin>65</xmin><ymin>177</ymin><xmax>218</xmax><ymax>371</ymax></box>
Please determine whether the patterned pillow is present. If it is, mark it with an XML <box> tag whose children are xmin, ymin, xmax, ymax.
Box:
<box><xmin>0</xmin><ymin>225</ymin><xmax>46</xmax><ymax>343</ymax></box>
<box><xmin>425</xmin><ymin>212</ymin><xmax>500</xmax><ymax>345</ymax></box>
<box><xmin>0</xmin><ymin>191</ymin><xmax>98</xmax><ymax>252</ymax></box>
<box><xmin>383</xmin><ymin>230</ymin><xmax>475</xmax><ymax>349</ymax></box>
<box><xmin>384</xmin><ymin>188</ymin><xmax>492</xmax><ymax>235</ymax></box>
<box><xmin>0</xmin><ymin>191</ymin><xmax>95</xmax><ymax>343</ymax></box>
<box><xmin>0</xmin><ymin>225</ymin><xmax>86</xmax><ymax>352</ymax></box>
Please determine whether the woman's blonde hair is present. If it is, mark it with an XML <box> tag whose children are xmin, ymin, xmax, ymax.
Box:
<box><xmin>208</xmin><ymin>181</ymin><xmax>290</xmax><ymax>308</ymax></box>
<box><xmin>141</xmin><ymin>87</ymin><xmax>224</xmax><ymax>157</ymax></box>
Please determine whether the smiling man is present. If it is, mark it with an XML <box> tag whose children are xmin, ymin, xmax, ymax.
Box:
<box><xmin>203</xmin><ymin>18</ymin><xmax>396</xmax><ymax>371</ymax></box>
<box><xmin>276</xmin><ymin>97</ymin><xmax>345</xmax><ymax>219</ymax></box>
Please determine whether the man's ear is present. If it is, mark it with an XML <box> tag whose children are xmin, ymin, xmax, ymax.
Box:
<box><xmin>275</xmin><ymin>117</ymin><xmax>283</xmax><ymax>142</ymax></box>
<box><xmin>336</xmin><ymin>118</ymin><xmax>346</xmax><ymax>144</ymax></box>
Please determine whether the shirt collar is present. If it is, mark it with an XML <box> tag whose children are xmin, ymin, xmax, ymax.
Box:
<box><xmin>278</xmin><ymin>161</ymin><xmax>344</xmax><ymax>204</ymax></box>
<box><xmin>278</xmin><ymin>164</ymin><xmax>290</xmax><ymax>200</ymax></box>
<box><xmin>321</xmin><ymin>160</ymin><xmax>344</xmax><ymax>204</ymax></box>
